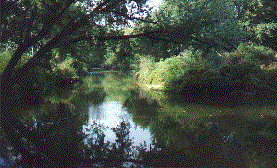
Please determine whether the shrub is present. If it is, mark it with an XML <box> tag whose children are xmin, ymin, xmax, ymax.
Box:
<box><xmin>137</xmin><ymin>51</ymin><xmax>215</xmax><ymax>92</ymax></box>
<box><xmin>0</xmin><ymin>50</ymin><xmax>13</xmax><ymax>75</ymax></box>
<box><xmin>260</xmin><ymin>62</ymin><xmax>277</xmax><ymax>91</ymax></box>
<box><xmin>226</xmin><ymin>42</ymin><xmax>277</xmax><ymax>67</ymax></box>
<box><xmin>52</xmin><ymin>56</ymin><xmax>76</xmax><ymax>78</ymax></box>
<box><xmin>137</xmin><ymin>43</ymin><xmax>277</xmax><ymax>104</ymax></box>
<box><xmin>220</xmin><ymin>43</ymin><xmax>277</xmax><ymax>89</ymax></box>
<box><xmin>137</xmin><ymin>56</ymin><xmax>156</xmax><ymax>84</ymax></box>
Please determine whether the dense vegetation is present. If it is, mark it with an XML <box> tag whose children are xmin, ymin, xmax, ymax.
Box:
<box><xmin>133</xmin><ymin>0</ymin><xmax>277</xmax><ymax>107</ymax></box>
<box><xmin>137</xmin><ymin>42</ymin><xmax>277</xmax><ymax>106</ymax></box>
<box><xmin>1</xmin><ymin>0</ymin><xmax>277</xmax><ymax>167</ymax></box>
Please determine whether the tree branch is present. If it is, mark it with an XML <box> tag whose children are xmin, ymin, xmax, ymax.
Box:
<box><xmin>1</xmin><ymin>0</ymin><xmax>76</xmax><ymax>86</ymax></box>
<box><xmin>108</xmin><ymin>9</ymin><xmax>158</xmax><ymax>24</ymax></box>
<box><xmin>12</xmin><ymin>29</ymin><xmax>186</xmax><ymax>83</ymax></box>
<box><xmin>11</xmin><ymin>27</ymin><xmax>236</xmax><ymax>86</ymax></box>
<box><xmin>54</xmin><ymin>31</ymin><xmax>154</xmax><ymax>48</ymax></box>
<box><xmin>34</xmin><ymin>0</ymin><xmax>76</xmax><ymax>42</ymax></box>
<box><xmin>1</xmin><ymin>1</ymin><xmax>77</xmax><ymax>165</ymax></box>
<box><xmin>97</xmin><ymin>0</ymin><xmax>122</xmax><ymax>12</ymax></box>
<box><xmin>93</xmin><ymin>0</ymin><xmax>111</xmax><ymax>11</ymax></box>
<box><xmin>50</xmin><ymin>28</ymin><xmax>189</xmax><ymax>52</ymax></box>
<box><xmin>10</xmin><ymin>17</ymin><xmax>89</xmax><ymax>85</ymax></box>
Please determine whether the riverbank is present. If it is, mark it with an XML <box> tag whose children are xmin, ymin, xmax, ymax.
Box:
<box><xmin>136</xmin><ymin>79</ymin><xmax>277</xmax><ymax>107</ymax></box>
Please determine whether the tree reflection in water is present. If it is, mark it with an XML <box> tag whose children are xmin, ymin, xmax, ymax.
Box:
<box><xmin>1</xmin><ymin>103</ymin><xmax>277</xmax><ymax>167</ymax></box>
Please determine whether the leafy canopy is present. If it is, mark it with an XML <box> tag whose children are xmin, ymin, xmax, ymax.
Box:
<box><xmin>130</xmin><ymin>0</ymin><xmax>250</xmax><ymax>62</ymax></box>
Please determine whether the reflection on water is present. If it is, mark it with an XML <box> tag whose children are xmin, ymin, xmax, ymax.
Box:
<box><xmin>0</xmin><ymin>127</ymin><xmax>20</xmax><ymax>168</ymax></box>
<box><xmin>83</xmin><ymin>101</ymin><xmax>153</xmax><ymax>149</ymax></box>
<box><xmin>223</xmin><ymin>131</ymin><xmax>235</xmax><ymax>143</ymax></box>
<box><xmin>81</xmin><ymin>77</ymin><xmax>277</xmax><ymax>152</ymax></box>
<box><xmin>3</xmin><ymin>73</ymin><xmax>276</xmax><ymax>167</ymax></box>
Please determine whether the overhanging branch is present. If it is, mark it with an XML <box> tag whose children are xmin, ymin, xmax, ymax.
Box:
<box><xmin>52</xmin><ymin>31</ymin><xmax>156</xmax><ymax>49</ymax></box>
<box><xmin>34</xmin><ymin>0</ymin><xmax>76</xmax><ymax>43</ymax></box>
<box><xmin>94</xmin><ymin>0</ymin><xmax>111</xmax><ymax>11</ymax></box>
<box><xmin>10</xmin><ymin>17</ymin><xmax>89</xmax><ymax>85</ymax></box>
<box><xmin>1</xmin><ymin>0</ymin><xmax>76</xmax><ymax>86</ymax></box>
<box><xmin>108</xmin><ymin>9</ymin><xmax>158</xmax><ymax>24</ymax></box>
<box><xmin>51</xmin><ymin>28</ymin><xmax>235</xmax><ymax>53</ymax></box>
<box><xmin>52</xmin><ymin>30</ymin><xmax>190</xmax><ymax>49</ymax></box>
<box><xmin>12</xmin><ymin>27</ymin><xmax>236</xmax><ymax>88</ymax></box>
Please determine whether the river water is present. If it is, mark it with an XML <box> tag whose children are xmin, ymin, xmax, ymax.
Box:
<box><xmin>80</xmin><ymin>73</ymin><xmax>277</xmax><ymax>149</ymax></box>
<box><xmin>83</xmin><ymin>101</ymin><xmax>154</xmax><ymax>149</ymax></box>
<box><xmin>1</xmin><ymin>72</ymin><xmax>277</xmax><ymax>167</ymax></box>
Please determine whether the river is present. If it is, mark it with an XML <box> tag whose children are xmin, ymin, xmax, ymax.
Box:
<box><xmin>1</xmin><ymin>72</ymin><xmax>277</xmax><ymax>167</ymax></box>
<box><xmin>83</xmin><ymin>101</ymin><xmax>154</xmax><ymax>149</ymax></box>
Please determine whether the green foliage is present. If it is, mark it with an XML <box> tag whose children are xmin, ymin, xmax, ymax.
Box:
<box><xmin>253</xmin><ymin>23</ymin><xmax>277</xmax><ymax>40</ymax></box>
<box><xmin>84</xmin><ymin>29</ymin><xmax>108</xmax><ymax>65</ymax></box>
<box><xmin>130</xmin><ymin>0</ymin><xmax>249</xmax><ymax>61</ymax></box>
<box><xmin>103</xmin><ymin>29</ymin><xmax>126</xmax><ymax>66</ymax></box>
<box><xmin>72</xmin><ymin>59</ymin><xmax>86</xmax><ymax>74</ymax></box>
<box><xmin>223</xmin><ymin>42</ymin><xmax>277</xmax><ymax>67</ymax></box>
<box><xmin>10</xmin><ymin>55</ymin><xmax>79</xmax><ymax>107</ymax></box>
<box><xmin>219</xmin><ymin>43</ymin><xmax>277</xmax><ymax>91</ymax></box>
<box><xmin>104</xmin><ymin>47</ymin><xmax>117</xmax><ymax>65</ymax></box>
<box><xmin>113</xmin><ymin>40</ymin><xmax>134</xmax><ymax>71</ymax></box>
<box><xmin>9</xmin><ymin>66</ymin><xmax>56</xmax><ymax>111</ymax></box>
<box><xmin>237</xmin><ymin>0</ymin><xmax>277</xmax><ymax>50</ymax></box>
<box><xmin>260</xmin><ymin>63</ymin><xmax>277</xmax><ymax>91</ymax></box>
<box><xmin>0</xmin><ymin>50</ymin><xmax>13</xmax><ymax>75</ymax></box>
<box><xmin>243</xmin><ymin>0</ymin><xmax>277</xmax><ymax>24</ymax></box>
<box><xmin>4</xmin><ymin>0</ymin><xmax>277</xmax><ymax>166</ymax></box>
<box><xmin>138</xmin><ymin>41</ymin><xmax>277</xmax><ymax>106</ymax></box>
<box><xmin>81</xmin><ymin>75</ymin><xmax>103</xmax><ymax>93</ymax></box>
<box><xmin>52</xmin><ymin>56</ymin><xmax>76</xmax><ymax>77</ymax></box>
<box><xmin>239</xmin><ymin>42</ymin><xmax>277</xmax><ymax>63</ymax></box>
<box><xmin>136</xmin><ymin>56</ymin><xmax>156</xmax><ymax>84</ymax></box>
<box><xmin>138</xmin><ymin>51</ymin><xmax>215</xmax><ymax>91</ymax></box>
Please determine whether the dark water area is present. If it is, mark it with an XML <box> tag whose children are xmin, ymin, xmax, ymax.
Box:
<box><xmin>172</xmin><ymin>81</ymin><xmax>277</xmax><ymax>108</ymax></box>
<box><xmin>1</xmin><ymin>73</ymin><xmax>277</xmax><ymax>167</ymax></box>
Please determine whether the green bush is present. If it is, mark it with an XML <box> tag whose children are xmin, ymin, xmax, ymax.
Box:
<box><xmin>227</xmin><ymin>42</ymin><xmax>277</xmax><ymax>66</ymax></box>
<box><xmin>220</xmin><ymin>43</ymin><xmax>277</xmax><ymax>90</ymax></box>
<box><xmin>137</xmin><ymin>56</ymin><xmax>156</xmax><ymax>84</ymax></box>
<box><xmin>0</xmin><ymin>50</ymin><xmax>13</xmax><ymax>75</ymax></box>
<box><xmin>137</xmin><ymin>51</ymin><xmax>215</xmax><ymax>92</ymax></box>
<box><xmin>260</xmin><ymin>63</ymin><xmax>277</xmax><ymax>91</ymax></box>
<box><xmin>137</xmin><ymin>43</ymin><xmax>277</xmax><ymax>103</ymax></box>
<box><xmin>53</xmin><ymin>56</ymin><xmax>77</xmax><ymax>78</ymax></box>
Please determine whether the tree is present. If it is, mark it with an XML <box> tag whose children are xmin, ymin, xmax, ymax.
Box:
<box><xmin>129</xmin><ymin>0</ymin><xmax>250</xmax><ymax>64</ymax></box>
<box><xmin>0</xmin><ymin>0</ymin><xmax>154</xmax><ymax>165</ymax></box>
<box><xmin>234</xmin><ymin>0</ymin><xmax>277</xmax><ymax>50</ymax></box>
<box><xmin>249</xmin><ymin>0</ymin><xmax>277</xmax><ymax>50</ymax></box>
<box><xmin>0</xmin><ymin>0</ymin><xmax>251</xmax><ymax>165</ymax></box>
